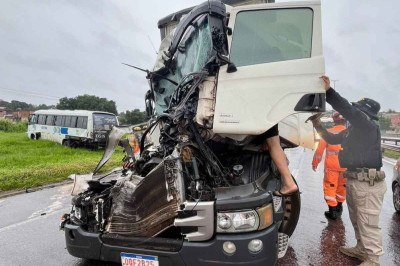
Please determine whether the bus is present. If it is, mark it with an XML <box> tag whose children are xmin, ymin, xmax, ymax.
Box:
<box><xmin>27</xmin><ymin>110</ymin><xmax>118</xmax><ymax>148</ymax></box>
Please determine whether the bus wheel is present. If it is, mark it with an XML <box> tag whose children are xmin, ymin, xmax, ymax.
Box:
<box><xmin>63</xmin><ymin>140</ymin><xmax>70</xmax><ymax>147</ymax></box>
<box><xmin>69</xmin><ymin>141</ymin><xmax>78</xmax><ymax>148</ymax></box>
<box><xmin>30</xmin><ymin>134</ymin><xmax>35</xmax><ymax>140</ymax></box>
<box><xmin>90</xmin><ymin>143</ymin><xmax>98</xmax><ymax>151</ymax></box>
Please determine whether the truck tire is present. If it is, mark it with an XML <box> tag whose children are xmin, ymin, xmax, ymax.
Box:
<box><xmin>393</xmin><ymin>183</ymin><xmax>400</xmax><ymax>213</ymax></box>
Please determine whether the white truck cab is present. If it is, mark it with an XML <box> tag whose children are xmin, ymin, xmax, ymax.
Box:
<box><xmin>63</xmin><ymin>1</ymin><xmax>326</xmax><ymax>265</ymax></box>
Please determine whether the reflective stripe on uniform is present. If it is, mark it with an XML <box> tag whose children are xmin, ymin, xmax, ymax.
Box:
<box><xmin>336</xmin><ymin>194</ymin><xmax>345</xmax><ymax>200</ymax></box>
<box><xmin>324</xmin><ymin>195</ymin><xmax>337</xmax><ymax>202</ymax></box>
<box><xmin>326</xmin><ymin>150</ymin><xmax>339</xmax><ymax>156</ymax></box>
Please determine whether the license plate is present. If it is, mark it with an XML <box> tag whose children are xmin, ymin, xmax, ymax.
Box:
<box><xmin>121</xmin><ymin>252</ymin><xmax>159</xmax><ymax>266</ymax></box>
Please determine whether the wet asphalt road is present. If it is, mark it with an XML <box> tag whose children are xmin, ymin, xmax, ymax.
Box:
<box><xmin>0</xmin><ymin>148</ymin><xmax>398</xmax><ymax>266</ymax></box>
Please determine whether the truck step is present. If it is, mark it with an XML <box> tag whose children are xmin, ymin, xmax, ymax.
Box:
<box><xmin>273</xmin><ymin>195</ymin><xmax>282</xmax><ymax>212</ymax></box>
<box><xmin>277</xmin><ymin>232</ymin><xmax>289</xmax><ymax>259</ymax></box>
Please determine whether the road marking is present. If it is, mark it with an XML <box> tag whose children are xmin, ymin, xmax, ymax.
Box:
<box><xmin>28</xmin><ymin>186</ymin><xmax>71</xmax><ymax>219</ymax></box>
<box><xmin>0</xmin><ymin>207</ymin><xmax>69</xmax><ymax>233</ymax></box>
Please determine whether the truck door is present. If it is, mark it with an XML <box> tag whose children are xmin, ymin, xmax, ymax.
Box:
<box><xmin>214</xmin><ymin>1</ymin><xmax>324</xmax><ymax>148</ymax></box>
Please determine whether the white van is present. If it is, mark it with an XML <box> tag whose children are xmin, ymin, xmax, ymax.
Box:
<box><xmin>28</xmin><ymin>110</ymin><xmax>118</xmax><ymax>148</ymax></box>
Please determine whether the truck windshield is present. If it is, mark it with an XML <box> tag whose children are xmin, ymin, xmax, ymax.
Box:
<box><xmin>230</xmin><ymin>8</ymin><xmax>313</xmax><ymax>67</ymax></box>
<box><xmin>93</xmin><ymin>114</ymin><xmax>118</xmax><ymax>131</ymax></box>
<box><xmin>153</xmin><ymin>14</ymin><xmax>213</xmax><ymax>114</ymax></box>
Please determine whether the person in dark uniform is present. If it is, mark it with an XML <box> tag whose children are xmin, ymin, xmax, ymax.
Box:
<box><xmin>311</xmin><ymin>76</ymin><xmax>386</xmax><ymax>266</ymax></box>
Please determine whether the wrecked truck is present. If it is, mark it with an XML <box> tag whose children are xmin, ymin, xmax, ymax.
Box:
<box><xmin>61</xmin><ymin>0</ymin><xmax>326</xmax><ymax>265</ymax></box>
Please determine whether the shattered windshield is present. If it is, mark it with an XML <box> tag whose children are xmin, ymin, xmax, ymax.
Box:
<box><xmin>154</xmin><ymin>14</ymin><xmax>213</xmax><ymax>115</ymax></box>
<box><xmin>93</xmin><ymin>113</ymin><xmax>118</xmax><ymax>131</ymax></box>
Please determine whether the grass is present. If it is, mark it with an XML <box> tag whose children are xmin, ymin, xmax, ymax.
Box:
<box><xmin>0</xmin><ymin>119</ymin><xmax>28</xmax><ymax>133</ymax></box>
<box><xmin>0</xmin><ymin>132</ymin><xmax>123</xmax><ymax>191</ymax></box>
<box><xmin>384</xmin><ymin>149</ymin><xmax>400</xmax><ymax>160</ymax></box>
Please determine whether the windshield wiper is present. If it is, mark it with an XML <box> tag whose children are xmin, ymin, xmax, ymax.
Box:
<box><xmin>122</xmin><ymin>63</ymin><xmax>178</xmax><ymax>86</ymax></box>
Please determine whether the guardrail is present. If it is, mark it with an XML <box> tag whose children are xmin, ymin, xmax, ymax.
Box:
<box><xmin>381</xmin><ymin>143</ymin><xmax>400</xmax><ymax>153</ymax></box>
<box><xmin>381</xmin><ymin>137</ymin><xmax>400</xmax><ymax>145</ymax></box>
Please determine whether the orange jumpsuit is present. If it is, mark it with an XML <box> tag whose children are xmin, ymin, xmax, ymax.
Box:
<box><xmin>312</xmin><ymin>124</ymin><xmax>347</xmax><ymax>207</ymax></box>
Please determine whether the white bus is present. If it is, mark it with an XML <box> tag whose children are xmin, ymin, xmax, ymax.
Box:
<box><xmin>28</xmin><ymin>110</ymin><xmax>118</xmax><ymax>148</ymax></box>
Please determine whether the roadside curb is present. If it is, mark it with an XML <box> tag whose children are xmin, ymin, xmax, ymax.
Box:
<box><xmin>0</xmin><ymin>180</ymin><xmax>73</xmax><ymax>199</ymax></box>
<box><xmin>383</xmin><ymin>156</ymin><xmax>397</xmax><ymax>166</ymax></box>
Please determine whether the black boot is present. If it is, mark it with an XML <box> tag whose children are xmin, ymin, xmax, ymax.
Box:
<box><xmin>324</xmin><ymin>206</ymin><xmax>338</xmax><ymax>220</ymax></box>
<box><xmin>337</xmin><ymin>202</ymin><xmax>343</xmax><ymax>217</ymax></box>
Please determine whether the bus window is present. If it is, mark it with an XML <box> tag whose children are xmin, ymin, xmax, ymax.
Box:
<box><xmin>93</xmin><ymin>113</ymin><xmax>118</xmax><ymax>131</ymax></box>
<box><xmin>55</xmin><ymin>116</ymin><xmax>63</xmax><ymax>126</ymax></box>
<box><xmin>77</xmin><ymin>117</ymin><xmax>83</xmax><ymax>128</ymax></box>
<box><xmin>77</xmin><ymin>116</ymin><xmax>88</xmax><ymax>129</ymax></box>
<box><xmin>46</xmin><ymin>115</ymin><xmax>55</xmax><ymax>126</ymax></box>
<box><xmin>38</xmin><ymin>115</ymin><xmax>46</xmax><ymax>125</ymax></box>
<box><xmin>64</xmin><ymin>116</ymin><xmax>71</xmax><ymax>127</ymax></box>
<box><xmin>70</xmin><ymin>116</ymin><xmax>78</xmax><ymax>128</ymax></box>
<box><xmin>29</xmin><ymin>114</ymin><xmax>37</xmax><ymax>125</ymax></box>
<box><xmin>82</xmin><ymin>117</ymin><xmax>88</xmax><ymax>129</ymax></box>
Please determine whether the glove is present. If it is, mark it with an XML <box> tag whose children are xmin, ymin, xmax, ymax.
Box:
<box><xmin>306</xmin><ymin>113</ymin><xmax>323</xmax><ymax>126</ymax></box>
<box><xmin>122</xmin><ymin>156</ymin><xmax>135</xmax><ymax>170</ymax></box>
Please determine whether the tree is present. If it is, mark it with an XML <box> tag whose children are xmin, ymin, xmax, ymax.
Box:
<box><xmin>387</xmin><ymin>108</ymin><xmax>397</xmax><ymax>113</ymax></box>
<box><xmin>36</xmin><ymin>104</ymin><xmax>56</xmax><ymax>110</ymax></box>
<box><xmin>6</xmin><ymin>100</ymin><xmax>34</xmax><ymax>111</ymax></box>
<box><xmin>56</xmin><ymin>94</ymin><xmax>118</xmax><ymax>114</ymax></box>
<box><xmin>378</xmin><ymin>115</ymin><xmax>391</xmax><ymax>130</ymax></box>
<box><xmin>119</xmin><ymin>109</ymin><xmax>147</xmax><ymax>125</ymax></box>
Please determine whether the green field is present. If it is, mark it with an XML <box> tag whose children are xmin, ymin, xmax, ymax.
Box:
<box><xmin>0</xmin><ymin>132</ymin><xmax>122</xmax><ymax>191</ymax></box>
<box><xmin>384</xmin><ymin>149</ymin><xmax>400</xmax><ymax>160</ymax></box>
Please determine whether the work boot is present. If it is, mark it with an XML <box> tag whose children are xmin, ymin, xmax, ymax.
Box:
<box><xmin>337</xmin><ymin>202</ymin><xmax>343</xmax><ymax>216</ymax></box>
<box><xmin>358</xmin><ymin>259</ymin><xmax>379</xmax><ymax>266</ymax></box>
<box><xmin>324</xmin><ymin>206</ymin><xmax>338</xmax><ymax>220</ymax></box>
<box><xmin>339</xmin><ymin>246</ymin><xmax>368</xmax><ymax>261</ymax></box>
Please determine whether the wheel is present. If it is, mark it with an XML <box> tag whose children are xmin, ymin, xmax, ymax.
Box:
<box><xmin>63</xmin><ymin>140</ymin><xmax>70</xmax><ymax>147</ymax></box>
<box><xmin>30</xmin><ymin>134</ymin><xmax>35</xmax><ymax>140</ymax></box>
<box><xmin>393</xmin><ymin>183</ymin><xmax>400</xmax><ymax>213</ymax></box>
<box><xmin>70</xmin><ymin>141</ymin><xmax>78</xmax><ymax>148</ymax></box>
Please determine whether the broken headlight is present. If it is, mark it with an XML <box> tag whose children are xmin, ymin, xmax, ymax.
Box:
<box><xmin>216</xmin><ymin>204</ymin><xmax>273</xmax><ymax>233</ymax></box>
<box><xmin>73</xmin><ymin>206</ymin><xmax>82</xmax><ymax>220</ymax></box>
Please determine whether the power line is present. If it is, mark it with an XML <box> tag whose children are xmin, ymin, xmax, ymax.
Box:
<box><xmin>0</xmin><ymin>86</ymin><xmax>59</xmax><ymax>100</ymax></box>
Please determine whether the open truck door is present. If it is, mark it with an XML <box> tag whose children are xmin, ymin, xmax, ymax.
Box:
<box><xmin>214</xmin><ymin>1</ymin><xmax>325</xmax><ymax>148</ymax></box>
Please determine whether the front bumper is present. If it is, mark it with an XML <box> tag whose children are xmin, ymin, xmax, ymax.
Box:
<box><xmin>65</xmin><ymin>223</ymin><xmax>278</xmax><ymax>265</ymax></box>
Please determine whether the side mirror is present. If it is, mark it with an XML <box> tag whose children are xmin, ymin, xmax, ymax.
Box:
<box><xmin>145</xmin><ymin>90</ymin><xmax>154</xmax><ymax>118</ymax></box>
<box><xmin>227</xmin><ymin>62</ymin><xmax>237</xmax><ymax>73</ymax></box>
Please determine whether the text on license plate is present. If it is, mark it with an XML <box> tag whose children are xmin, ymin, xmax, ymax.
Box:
<box><xmin>121</xmin><ymin>252</ymin><xmax>159</xmax><ymax>266</ymax></box>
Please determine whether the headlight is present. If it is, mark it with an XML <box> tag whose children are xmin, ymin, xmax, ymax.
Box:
<box><xmin>74</xmin><ymin>206</ymin><xmax>82</xmax><ymax>220</ymax></box>
<box><xmin>216</xmin><ymin>204</ymin><xmax>273</xmax><ymax>233</ymax></box>
<box><xmin>256</xmin><ymin>204</ymin><xmax>273</xmax><ymax>230</ymax></box>
<box><xmin>217</xmin><ymin>210</ymin><xmax>259</xmax><ymax>233</ymax></box>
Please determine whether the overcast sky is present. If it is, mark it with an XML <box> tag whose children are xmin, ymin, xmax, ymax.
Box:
<box><xmin>0</xmin><ymin>0</ymin><xmax>399</xmax><ymax>112</ymax></box>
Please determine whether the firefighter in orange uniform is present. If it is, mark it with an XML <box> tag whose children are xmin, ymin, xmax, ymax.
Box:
<box><xmin>312</xmin><ymin>112</ymin><xmax>347</xmax><ymax>220</ymax></box>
